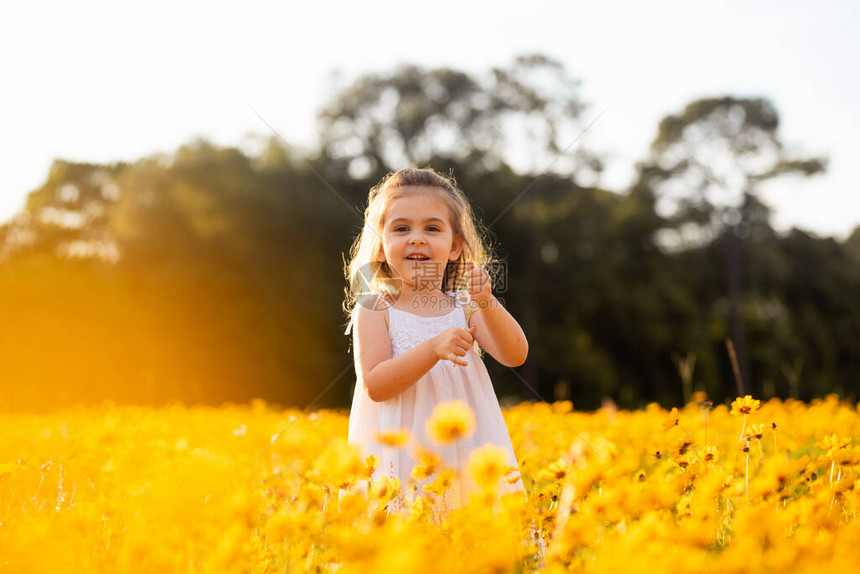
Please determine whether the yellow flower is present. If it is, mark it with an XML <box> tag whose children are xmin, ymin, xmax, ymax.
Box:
<box><xmin>815</xmin><ymin>434</ymin><xmax>851</xmax><ymax>453</ymax></box>
<box><xmin>426</xmin><ymin>400</ymin><xmax>475</xmax><ymax>445</ymax></box>
<box><xmin>749</xmin><ymin>424</ymin><xmax>765</xmax><ymax>440</ymax></box>
<box><xmin>410</xmin><ymin>448</ymin><xmax>441</xmax><ymax>482</ymax></box>
<box><xmin>504</xmin><ymin>470</ymin><xmax>522</xmax><ymax>485</ymax></box>
<box><xmin>832</xmin><ymin>447</ymin><xmax>860</xmax><ymax>466</ymax></box>
<box><xmin>672</xmin><ymin>453</ymin><xmax>697</xmax><ymax>470</ymax></box>
<box><xmin>408</xmin><ymin>493</ymin><xmax>435</xmax><ymax>521</ymax></box>
<box><xmin>424</xmin><ymin>469</ymin><xmax>454</xmax><ymax>495</ymax></box>
<box><xmin>662</xmin><ymin>407</ymin><xmax>680</xmax><ymax>429</ymax></box>
<box><xmin>0</xmin><ymin>462</ymin><xmax>18</xmax><ymax>479</ymax></box>
<box><xmin>374</xmin><ymin>428</ymin><xmax>410</xmax><ymax>447</ymax></box>
<box><xmin>537</xmin><ymin>459</ymin><xmax>570</xmax><ymax>481</ymax></box>
<box><xmin>703</xmin><ymin>446</ymin><xmax>719</xmax><ymax>463</ymax></box>
<box><xmin>369</xmin><ymin>475</ymin><xmax>400</xmax><ymax>502</ymax></box>
<box><xmin>676</xmin><ymin>437</ymin><xmax>694</xmax><ymax>456</ymax></box>
<box><xmin>731</xmin><ymin>395</ymin><xmax>761</xmax><ymax>416</ymax></box>
<box><xmin>363</xmin><ymin>454</ymin><xmax>378</xmax><ymax>479</ymax></box>
<box><xmin>310</xmin><ymin>439</ymin><xmax>364</xmax><ymax>487</ymax></box>
<box><xmin>467</xmin><ymin>443</ymin><xmax>508</xmax><ymax>491</ymax></box>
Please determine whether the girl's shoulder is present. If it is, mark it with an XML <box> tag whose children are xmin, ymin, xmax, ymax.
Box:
<box><xmin>345</xmin><ymin>292</ymin><xmax>394</xmax><ymax>336</ymax></box>
<box><xmin>360</xmin><ymin>292</ymin><xmax>396</xmax><ymax>324</ymax></box>
<box><xmin>357</xmin><ymin>291</ymin><xmax>396</xmax><ymax>311</ymax></box>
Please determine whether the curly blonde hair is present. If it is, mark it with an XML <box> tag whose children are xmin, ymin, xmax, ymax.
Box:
<box><xmin>343</xmin><ymin>167</ymin><xmax>494</xmax><ymax>334</ymax></box>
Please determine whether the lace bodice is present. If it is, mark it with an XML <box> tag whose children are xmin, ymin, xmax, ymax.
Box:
<box><xmin>358</xmin><ymin>290</ymin><xmax>471</xmax><ymax>358</ymax></box>
<box><xmin>388</xmin><ymin>305</ymin><xmax>467</xmax><ymax>357</ymax></box>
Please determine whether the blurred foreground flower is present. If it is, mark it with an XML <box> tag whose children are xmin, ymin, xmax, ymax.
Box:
<box><xmin>467</xmin><ymin>443</ymin><xmax>508</xmax><ymax>491</ymax></box>
<box><xmin>363</xmin><ymin>454</ymin><xmax>379</xmax><ymax>479</ymax></box>
<box><xmin>374</xmin><ymin>428</ymin><xmax>410</xmax><ymax>447</ymax></box>
<box><xmin>369</xmin><ymin>475</ymin><xmax>401</xmax><ymax>504</ymax></box>
<box><xmin>426</xmin><ymin>400</ymin><xmax>475</xmax><ymax>445</ymax></box>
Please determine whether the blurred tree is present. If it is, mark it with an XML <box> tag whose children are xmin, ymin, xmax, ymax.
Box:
<box><xmin>635</xmin><ymin>96</ymin><xmax>826</xmax><ymax>394</ymax></box>
<box><xmin>777</xmin><ymin>229</ymin><xmax>860</xmax><ymax>400</ymax></box>
<box><xmin>846</xmin><ymin>225</ymin><xmax>860</xmax><ymax>264</ymax></box>
<box><xmin>6</xmin><ymin>160</ymin><xmax>124</xmax><ymax>263</ymax></box>
<box><xmin>108</xmin><ymin>139</ymin><xmax>351</xmax><ymax>406</ymax></box>
<box><xmin>2</xmin><ymin>64</ymin><xmax>856</xmax><ymax>413</ymax></box>
<box><xmin>0</xmin><ymin>138</ymin><xmax>358</xmax><ymax>411</ymax></box>
<box><xmin>317</xmin><ymin>54</ymin><xmax>603</xmax><ymax>184</ymax></box>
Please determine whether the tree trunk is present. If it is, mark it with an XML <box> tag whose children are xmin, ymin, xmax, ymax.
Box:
<box><xmin>725</xmin><ymin>227</ymin><xmax>750</xmax><ymax>395</ymax></box>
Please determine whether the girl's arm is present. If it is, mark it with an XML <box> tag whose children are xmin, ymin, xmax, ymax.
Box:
<box><xmin>353</xmin><ymin>300</ymin><xmax>477</xmax><ymax>402</ymax></box>
<box><xmin>468</xmin><ymin>296</ymin><xmax>529</xmax><ymax>367</ymax></box>
<box><xmin>464</xmin><ymin>265</ymin><xmax>529</xmax><ymax>367</ymax></box>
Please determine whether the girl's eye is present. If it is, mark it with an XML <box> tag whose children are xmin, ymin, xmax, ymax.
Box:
<box><xmin>394</xmin><ymin>226</ymin><xmax>408</xmax><ymax>232</ymax></box>
<box><xmin>426</xmin><ymin>226</ymin><xmax>440</xmax><ymax>232</ymax></box>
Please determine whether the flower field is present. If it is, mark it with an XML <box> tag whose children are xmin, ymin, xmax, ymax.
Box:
<box><xmin>1</xmin><ymin>394</ymin><xmax>859</xmax><ymax>572</ymax></box>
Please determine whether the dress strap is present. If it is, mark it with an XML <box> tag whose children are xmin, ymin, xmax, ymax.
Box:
<box><xmin>344</xmin><ymin>291</ymin><xmax>396</xmax><ymax>335</ymax></box>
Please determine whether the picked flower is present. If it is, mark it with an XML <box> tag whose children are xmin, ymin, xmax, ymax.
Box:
<box><xmin>426</xmin><ymin>400</ymin><xmax>476</xmax><ymax>445</ymax></box>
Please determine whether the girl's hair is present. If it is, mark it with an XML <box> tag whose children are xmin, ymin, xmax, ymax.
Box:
<box><xmin>343</xmin><ymin>167</ymin><xmax>494</xmax><ymax>334</ymax></box>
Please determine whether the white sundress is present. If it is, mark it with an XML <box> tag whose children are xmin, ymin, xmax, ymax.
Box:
<box><xmin>343</xmin><ymin>291</ymin><xmax>526</xmax><ymax>515</ymax></box>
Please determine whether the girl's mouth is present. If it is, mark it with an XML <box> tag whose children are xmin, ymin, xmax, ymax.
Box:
<box><xmin>406</xmin><ymin>255</ymin><xmax>430</xmax><ymax>260</ymax></box>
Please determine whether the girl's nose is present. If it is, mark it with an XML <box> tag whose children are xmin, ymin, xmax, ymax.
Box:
<box><xmin>409</xmin><ymin>235</ymin><xmax>426</xmax><ymax>245</ymax></box>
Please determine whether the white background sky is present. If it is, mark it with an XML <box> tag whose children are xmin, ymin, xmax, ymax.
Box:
<box><xmin>1</xmin><ymin>0</ymin><xmax>857</xmax><ymax>238</ymax></box>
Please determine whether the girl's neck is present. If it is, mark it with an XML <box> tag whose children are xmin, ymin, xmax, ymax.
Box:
<box><xmin>393</xmin><ymin>284</ymin><xmax>453</xmax><ymax>315</ymax></box>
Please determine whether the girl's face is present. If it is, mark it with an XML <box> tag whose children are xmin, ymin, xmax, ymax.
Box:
<box><xmin>378</xmin><ymin>188</ymin><xmax>463</xmax><ymax>291</ymax></box>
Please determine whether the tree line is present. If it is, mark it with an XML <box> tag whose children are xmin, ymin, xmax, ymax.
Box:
<box><xmin>1</xmin><ymin>54</ymin><xmax>857</xmax><ymax>413</ymax></box>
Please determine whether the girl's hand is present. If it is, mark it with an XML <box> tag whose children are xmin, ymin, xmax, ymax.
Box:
<box><xmin>432</xmin><ymin>325</ymin><xmax>478</xmax><ymax>367</ymax></box>
<box><xmin>464</xmin><ymin>262</ymin><xmax>493</xmax><ymax>306</ymax></box>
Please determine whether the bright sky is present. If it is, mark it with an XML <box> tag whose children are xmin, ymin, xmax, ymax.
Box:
<box><xmin>1</xmin><ymin>0</ymin><xmax>858</xmax><ymax>238</ymax></box>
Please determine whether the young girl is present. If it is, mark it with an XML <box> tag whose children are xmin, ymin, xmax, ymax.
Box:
<box><xmin>342</xmin><ymin>167</ymin><xmax>529</xmax><ymax>513</ymax></box>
